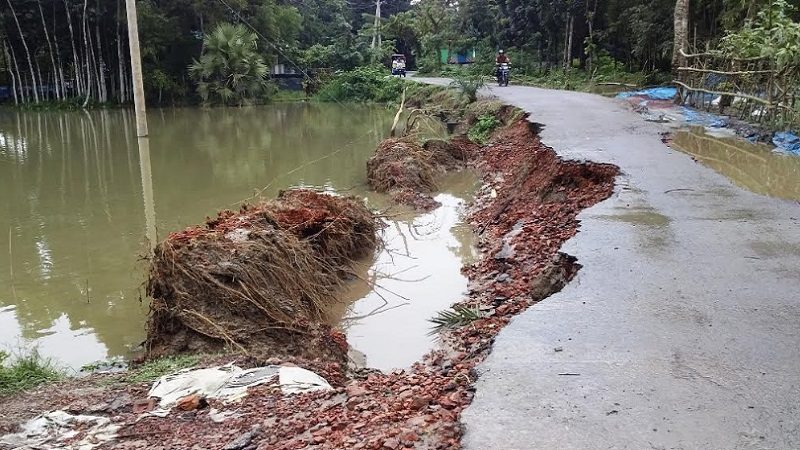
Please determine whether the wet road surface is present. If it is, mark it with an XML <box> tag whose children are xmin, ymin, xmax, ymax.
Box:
<box><xmin>416</xmin><ymin>78</ymin><xmax>800</xmax><ymax>449</ymax></box>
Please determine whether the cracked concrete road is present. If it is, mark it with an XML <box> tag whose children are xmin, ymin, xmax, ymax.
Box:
<box><xmin>416</xmin><ymin>78</ymin><xmax>800</xmax><ymax>449</ymax></box>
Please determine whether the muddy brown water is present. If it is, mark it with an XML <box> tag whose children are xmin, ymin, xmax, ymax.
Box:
<box><xmin>0</xmin><ymin>104</ymin><xmax>477</xmax><ymax>371</ymax></box>
<box><xmin>671</xmin><ymin>127</ymin><xmax>800</xmax><ymax>201</ymax></box>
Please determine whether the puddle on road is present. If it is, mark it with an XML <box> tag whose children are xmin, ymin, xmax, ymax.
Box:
<box><xmin>601</xmin><ymin>209</ymin><xmax>671</xmax><ymax>227</ymax></box>
<box><xmin>597</xmin><ymin>206</ymin><xmax>674</xmax><ymax>253</ymax></box>
<box><xmin>671</xmin><ymin>127</ymin><xmax>800</xmax><ymax>201</ymax></box>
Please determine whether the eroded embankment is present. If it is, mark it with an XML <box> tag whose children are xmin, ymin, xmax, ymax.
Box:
<box><xmin>145</xmin><ymin>189</ymin><xmax>378</xmax><ymax>363</ymax></box>
<box><xmin>73</xmin><ymin>115</ymin><xmax>619</xmax><ymax>450</ymax></box>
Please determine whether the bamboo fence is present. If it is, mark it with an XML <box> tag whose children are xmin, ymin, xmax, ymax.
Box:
<box><xmin>674</xmin><ymin>49</ymin><xmax>799</xmax><ymax>130</ymax></box>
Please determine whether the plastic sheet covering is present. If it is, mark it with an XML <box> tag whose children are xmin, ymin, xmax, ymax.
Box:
<box><xmin>773</xmin><ymin>131</ymin><xmax>800</xmax><ymax>155</ymax></box>
<box><xmin>616</xmin><ymin>87</ymin><xmax>678</xmax><ymax>101</ymax></box>
<box><xmin>146</xmin><ymin>364</ymin><xmax>332</xmax><ymax>416</ymax></box>
<box><xmin>0</xmin><ymin>410</ymin><xmax>120</xmax><ymax>450</ymax></box>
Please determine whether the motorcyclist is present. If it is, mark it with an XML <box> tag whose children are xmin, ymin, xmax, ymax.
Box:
<box><xmin>495</xmin><ymin>50</ymin><xmax>510</xmax><ymax>81</ymax></box>
<box><xmin>495</xmin><ymin>49</ymin><xmax>510</xmax><ymax>65</ymax></box>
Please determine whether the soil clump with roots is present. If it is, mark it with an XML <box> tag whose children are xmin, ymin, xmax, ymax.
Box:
<box><xmin>144</xmin><ymin>189</ymin><xmax>379</xmax><ymax>363</ymax></box>
<box><xmin>366</xmin><ymin>136</ymin><xmax>479</xmax><ymax>211</ymax></box>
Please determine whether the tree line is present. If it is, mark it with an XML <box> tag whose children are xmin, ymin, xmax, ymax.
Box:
<box><xmin>1</xmin><ymin>0</ymin><xmax>797</xmax><ymax>106</ymax></box>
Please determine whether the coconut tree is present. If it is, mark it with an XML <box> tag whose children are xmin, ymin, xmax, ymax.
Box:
<box><xmin>189</xmin><ymin>23</ymin><xmax>273</xmax><ymax>106</ymax></box>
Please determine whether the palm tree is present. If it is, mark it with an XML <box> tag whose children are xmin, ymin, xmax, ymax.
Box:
<box><xmin>189</xmin><ymin>23</ymin><xmax>273</xmax><ymax>106</ymax></box>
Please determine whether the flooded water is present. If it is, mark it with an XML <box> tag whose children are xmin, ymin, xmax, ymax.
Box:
<box><xmin>671</xmin><ymin>127</ymin><xmax>800</xmax><ymax>201</ymax></box>
<box><xmin>0</xmin><ymin>104</ymin><xmax>476</xmax><ymax>371</ymax></box>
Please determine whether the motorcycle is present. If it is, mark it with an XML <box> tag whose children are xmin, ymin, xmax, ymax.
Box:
<box><xmin>496</xmin><ymin>63</ymin><xmax>510</xmax><ymax>87</ymax></box>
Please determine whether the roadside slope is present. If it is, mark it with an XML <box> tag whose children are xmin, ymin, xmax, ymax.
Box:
<box><xmin>426</xmin><ymin>81</ymin><xmax>800</xmax><ymax>449</ymax></box>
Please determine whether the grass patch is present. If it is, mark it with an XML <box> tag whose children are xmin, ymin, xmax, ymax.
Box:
<box><xmin>428</xmin><ymin>306</ymin><xmax>482</xmax><ymax>335</ymax></box>
<box><xmin>468</xmin><ymin>114</ymin><xmax>501</xmax><ymax>144</ymax></box>
<box><xmin>124</xmin><ymin>355</ymin><xmax>200</xmax><ymax>383</ymax></box>
<box><xmin>272</xmin><ymin>89</ymin><xmax>308</xmax><ymax>102</ymax></box>
<box><xmin>0</xmin><ymin>350</ymin><xmax>62</xmax><ymax>396</ymax></box>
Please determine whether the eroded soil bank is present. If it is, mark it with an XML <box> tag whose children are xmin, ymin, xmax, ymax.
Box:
<box><xmin>0</xmin><ymin>109</ymin><xmax>618</xmax><ymax>450</ymax></box>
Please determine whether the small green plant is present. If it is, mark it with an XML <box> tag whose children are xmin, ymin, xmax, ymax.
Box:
<box><xmin>124</xmin><ymin>355</ymin><xmax>200</xmax><ymax>383</ymax></box>
<box><xmin>468</xmin><ymin>114</ymin><xmax>501</xmax><ymax>144</ymax></box>
<box><xmin>0</xmin><ymin>350</ymin><xmax>62</xmax><ymax>396</ymax></box>
<box><xmin>428</xmin><ymin>305</ymin><xmax>482</xmax><ymax>335</ymax></box>
<box><xmin>450</xmin><ymin>75</ymin><xmax>485</xmax><ymax>103</ymax></box>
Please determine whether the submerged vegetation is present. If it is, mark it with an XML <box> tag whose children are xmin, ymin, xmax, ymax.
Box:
<box><xmin>0</xmin><ymin>350</ymin><xmax>62</xmax><ymax>396</ymax></box>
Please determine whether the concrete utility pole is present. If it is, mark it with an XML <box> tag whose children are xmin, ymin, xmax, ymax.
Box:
<box><xmin>125</xmin><ymin>0</ymin><xmax>148</xmax><ymax>137</ymax></box>
<box><xmin>371</xmin><ymin>0</ymin><xmax>381</xmax><ymax>49</ymax></box>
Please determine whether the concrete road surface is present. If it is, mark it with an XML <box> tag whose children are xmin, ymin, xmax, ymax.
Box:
<box><xmin>415</xmin><ymin>78</ymin><xmax>800</xmax><ymax>450</ymax></box>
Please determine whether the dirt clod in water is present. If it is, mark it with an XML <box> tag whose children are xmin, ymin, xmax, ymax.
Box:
<box><xmin>367</xmin><ymin>136</ymin><xmax>479</xmax><ymax>211</ymax></box>
<box><xmin>145</xmin><ymin>189</ymin><xmax>378</xmax><ymax>362</ymax></box>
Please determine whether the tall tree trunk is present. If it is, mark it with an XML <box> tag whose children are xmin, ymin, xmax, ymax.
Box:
<box><xmin>564</xmin><ymin>14</ymin><xmax>574</xmax><ymax>70</ymax></box>
<box><xmin>672</xmin><ymin>0</ymin><xmax>690</xmax><ymax>73</ymax></box>
<box><xmin>95</xmin><ymin>0</ymin><xmax>108</xmax><ymax>102</ymax></box>
<box><xmin>8</xmin><ymin>43</ymin><xmax>26</xmax><ymax>103</ymax></box>
<box><xmin>36</xmin><ymin>58</ymin><xmax>47</xmax><ymax>101</ymax></box>
<box><xmin>38</xmin><ymin>0</ymin><xmax>61</xmax><ymax>100</ymax></box>
<box><xmin>586</xmin><ymin>0</ymin><xmax>598</xmax><ymax>74</ymax></box>
<box><xmin>82</xmin><ymin>0</ymin><xmax>93</xmax><ymax>106</ymax></box>
<box><xmin>52</xmin><ymin>1</ymin><xmax>68</xmax><ymax>98</ymax></box>
<box><xmin>5</xmin><ymin>0</ymin><xmax>40</xmax><ymax>103</ymax></box>
<box><xmin>3</xmin><ymin>42</ymin><xmax>19</xmax><ymax>105</ymax></box>
<box><xmin>116</xmin><ymin>0</ymin><xmax>128</xmax><ymax>102</ymax></box>
<box><xmin>64</xmin><ymin>0</ymin><xmax>83</xmax><ymax>96</ymax></box>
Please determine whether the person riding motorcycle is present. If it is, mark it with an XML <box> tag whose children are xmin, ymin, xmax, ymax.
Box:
<box><xmin>495</xmin><ymin>50</ymin><xmax>510</xmax><ymax>82</ymax></box>
<box><xmin>495</xmin><ymin>50</ymin><xmax>510</xmax><ymax>65</ymax></box>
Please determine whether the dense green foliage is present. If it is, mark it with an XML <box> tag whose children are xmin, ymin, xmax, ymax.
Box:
<box><xmin>0</xmin><ymin>350</ymin><xmax>62</xmax><ymax>396</ymax></box>
<box><xmin>189</xmin><ymin>23</ymin><xmax>273</xmax><ymax>105</ymax></box>
<box><xmin>720</xmin><ymin>0</ymin><xmax>800</xmax><ymax>68</ymax></box>
<box><xmin>1</xmin><ymin>0</ymin><xmax>798</xmax><ymax>106</ymax></box>
<box><xmin>316</xmin><ymin>66</ymin><xmax>403</xmax><ymax>102</ymax></box>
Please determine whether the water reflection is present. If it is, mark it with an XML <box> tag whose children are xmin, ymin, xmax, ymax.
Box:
<box><xmin>339</xmin><ymin>172</ymin><xmax>480</xmax><ymax>371</ymax></box>
<box><xmin>0</xmin><ymin>104</ymin><xmax>477</xmax><ymax>371</ymax></box>
<box><xmin>671</xmin><ymin>127</ymin><xmax>800</xmax><ymax>201</ymax></box>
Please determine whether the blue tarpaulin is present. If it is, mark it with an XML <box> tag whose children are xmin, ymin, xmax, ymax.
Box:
<box><xmin>681</xmin><ymin>107</ymin><xmax>727</xmax><ymax>128</ymax></box>
<box><xmin>616</xmin><ymin>87</ymin><xmax>678</xmax><ymax>101</ymax></box>
<box><xmin>772</xmin><ymin>132</ymin><xmax>800</xmax><ymax>155</ymax></box>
